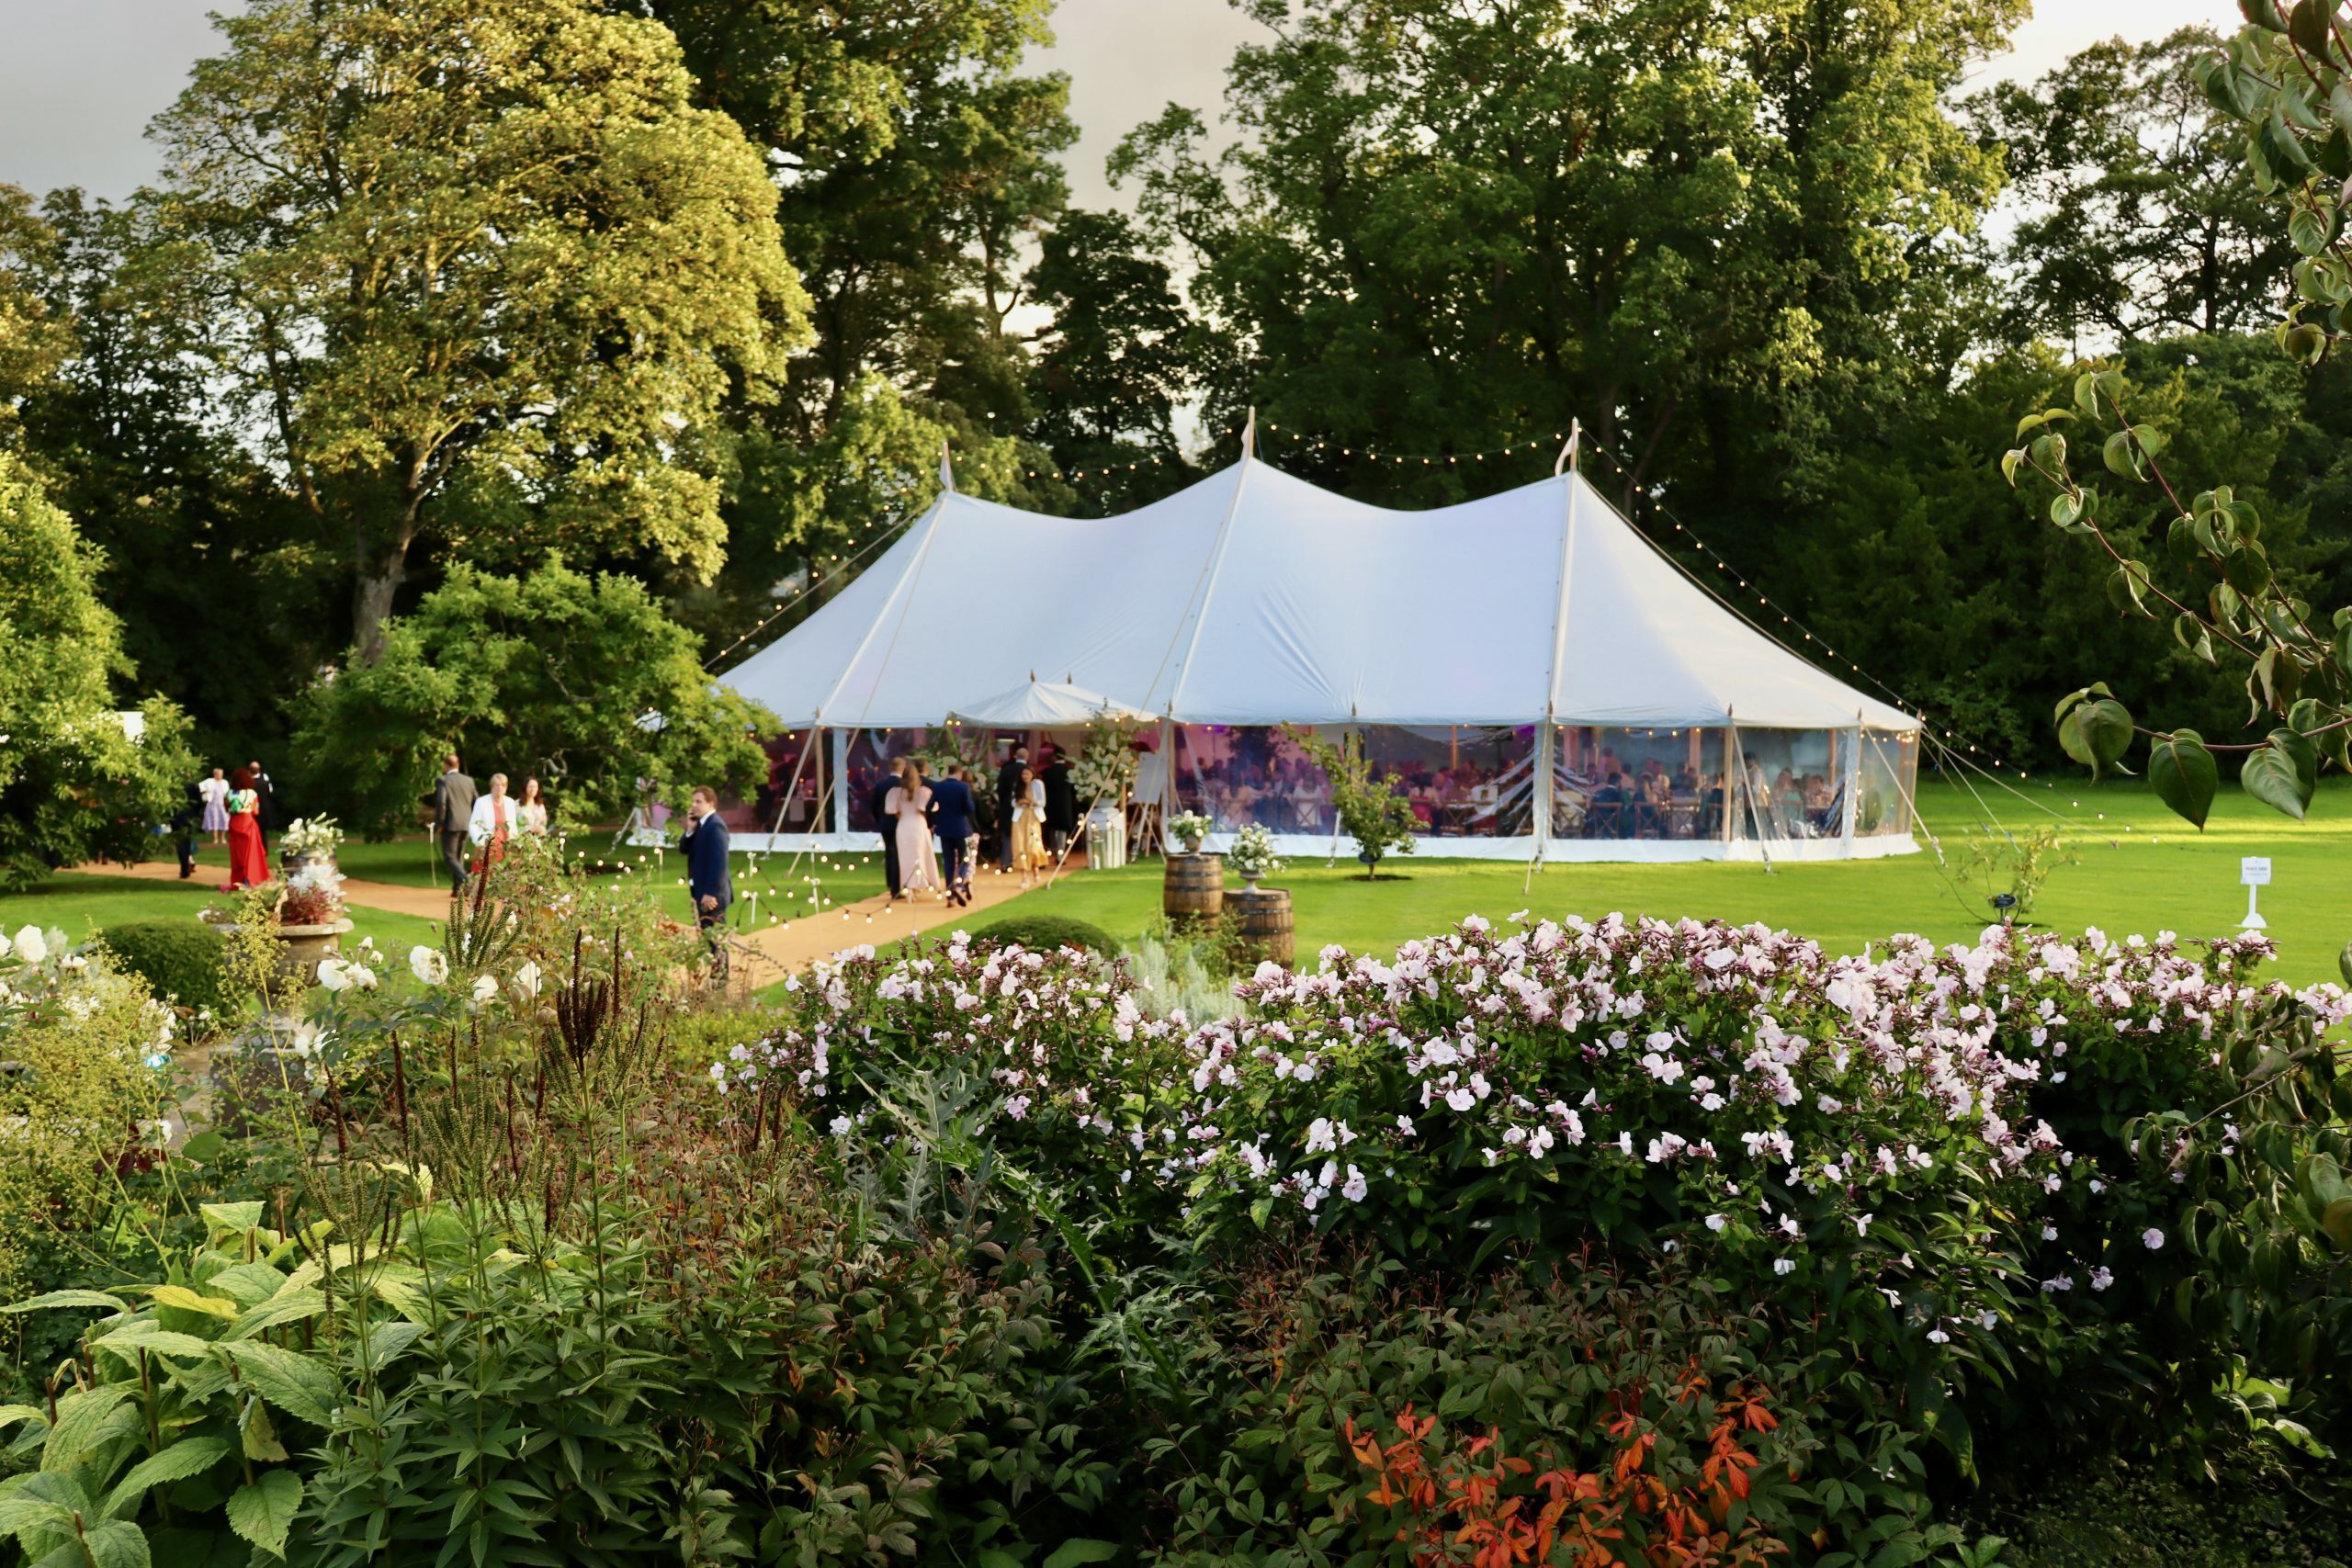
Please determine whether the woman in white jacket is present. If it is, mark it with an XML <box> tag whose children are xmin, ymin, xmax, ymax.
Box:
<box><xmin>467</xmin><ymin>772</ymin><xmax>517</xmax><ymax>874</ymax></box>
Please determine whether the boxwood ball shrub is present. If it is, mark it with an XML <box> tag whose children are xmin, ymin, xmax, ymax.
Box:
<box><xmin>966</xmin><ymin>913</ymin><xmax>1117</xmax><ymax>955</ymax></box>
<box><xmin>97</xmin><ymin>918</ymin><xmax>229</xmax><ymax>1012</ymax></box>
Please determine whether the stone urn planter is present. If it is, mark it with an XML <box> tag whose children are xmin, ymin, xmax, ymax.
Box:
<box><xmin>280</xmin><ymin>847</ymin><xmax>336</xmax><ymax>878</ymax></box>
<box><xmin>198</xmin><ymin>911</ymin><xmax>355</xmax><ymax>991</ymax></box>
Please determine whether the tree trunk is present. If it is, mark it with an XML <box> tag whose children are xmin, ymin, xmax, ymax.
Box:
<box><xmin>351</xmin><ymin>548</ymin><xmax>408</xmax><ymax>666</ymax></box>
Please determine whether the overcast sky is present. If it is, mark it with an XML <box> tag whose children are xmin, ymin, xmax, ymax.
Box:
<box><xmin>0</xmin><ymin>0</ymin><xmax>2245</xmax><ymax>209</ymax></box>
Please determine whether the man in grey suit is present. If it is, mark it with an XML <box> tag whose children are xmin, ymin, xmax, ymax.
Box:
<box><xmin>428</xmin><ymin>755</ymin><xmax>477</xmax><ymax>891</ymax></box>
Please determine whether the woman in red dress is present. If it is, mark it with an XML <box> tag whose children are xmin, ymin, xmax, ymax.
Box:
<box><xmin>223</xmin><ymin>767</ymin><xmax>270</xmax><ymax>890</ymax></box>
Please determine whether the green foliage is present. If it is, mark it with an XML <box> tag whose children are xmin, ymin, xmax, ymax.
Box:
<box><xmin>147</xmin><ymin>0</ymin><xmax>810</xmax><ymax>660</ymax></box>
<box><xmin>0</xmin><ymin>183</ymin><xmax>71</xmax><ymax>436</ymax></box>
<box><xmin>288</xmin><ymin>558</ymin><xmax>776</xmax><ymax>836</ymax></box>
<box><xmin>1951</xmin><ymin>825</ymin><xmax>2078</xmax><ymax>922</ymax></box>
<box><xmin>967</xmin><ymin>912</ymin><xmax>1117</xmax><ymax>955</ymax></box>
<box><xmin>0</xmin><ymin>453</ymin><xmax>198</xmax><ymax>889</ymax></box>
<box><xmin>1283</xmin><ymin>727</ymin><xmax>1418</xmax><ymax>874</ymax></box>
<box><xmin>97</xmin><ymin>919</ymin><xmax>229</xmax><ymax>1014</ymax></box>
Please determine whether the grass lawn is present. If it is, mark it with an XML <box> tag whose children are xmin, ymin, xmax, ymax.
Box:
<box><xmin>4</xmin><ymin>866</ymin><xmax>442</xmax><ymax>956</ymax></box>
<box><xmin>967</xmin><ymin>777</ymin><xmax>2352</xmax><ymax>989</ymax></box>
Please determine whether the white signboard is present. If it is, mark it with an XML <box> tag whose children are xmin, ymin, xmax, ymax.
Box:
<box><xmin>2241</xmin><ymin>857</ymin><xmax>2272</xmax><ymax>886</ymax></box>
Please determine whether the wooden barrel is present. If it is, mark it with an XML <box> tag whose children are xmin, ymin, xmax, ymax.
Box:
<box><xmin>1232</xmin><ymin>885</ymin><xmax>1295</xmax><ymax>968</ymax></box>
<box><xmin>1163</xmin><ymin>852</ymin><xmax>1224</xmax><ymax>924</ymax></box>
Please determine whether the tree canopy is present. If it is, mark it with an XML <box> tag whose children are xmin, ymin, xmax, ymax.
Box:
<box><xmin>148</xmin><ymin>0</ymin><xmax>810</xmax><ymax>663</ymax></box>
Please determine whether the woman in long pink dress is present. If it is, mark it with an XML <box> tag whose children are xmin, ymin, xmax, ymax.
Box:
<box><xmin>223</xmin><ymin>768</ymin><xmax>269</xmax><ymax>890</ymax></box>
<box><xmin>884</xmin><ymin>761</ymin><xmax>942</xmax><ymax>898</ymax></box>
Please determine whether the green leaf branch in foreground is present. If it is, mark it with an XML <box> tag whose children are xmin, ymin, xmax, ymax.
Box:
<box><xmin>2005</xmin><ymin>368</ymin><xmax>2352</xmax><ymax>827</ymax></box>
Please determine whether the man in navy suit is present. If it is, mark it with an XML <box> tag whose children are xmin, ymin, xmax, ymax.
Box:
<box><xmin>865</xmin><ymin>764</ymin><xmax>902</xmax><ymax>897</ymax></box>
<box><xmin>927</xmin><ymin>764</ymin><xmax>979</xmax><ymax>906</ymax></box>
<box><xmin>681</xmin><ymin>785</ymin><xmax>733</xmax><ymax>981</ymax></box>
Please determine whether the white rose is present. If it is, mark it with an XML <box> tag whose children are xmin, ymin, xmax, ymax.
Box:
<box><xmin>316</xmin><ymin>958</ymin><xmax>352</xmax><ymax>992</ymax></box>
<box><xmin>13</xmin><ymin>926</ymin><xmax>47</xmax><ymax>964</ymax></box>
<box><xmin>0</xmin><ymin>931</ymin><xmax>11</xmax><ymax>960</ymax></box>
<box><xmin>512</xmin><ymin>961</ymin><xmax>543</xmax><ymax>999</ymax></box>
<box><xmin>471</xmin><ymin>974</ymin><xmax>498</xmax><ymax>1005</ymax></box>
<box><xmin>409</xmin><ymin>947</ymin><xmax>448</xmax><ymax>987</ymax></box>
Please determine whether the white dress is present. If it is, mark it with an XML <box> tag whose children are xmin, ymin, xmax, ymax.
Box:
<box><xmin>198</xmin><ymin>776</ymin><xmax>231</xmax><ymax>833</ymax></box>
<box><xmin>887</xmin><ymin>784</ymin><xmax>942</xmax><ymax>893</ymax></box>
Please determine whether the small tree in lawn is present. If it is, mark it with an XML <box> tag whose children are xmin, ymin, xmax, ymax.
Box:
<box><xmin>2002</xmin><ymin>7</ymin><xmax>2352</xmax><ymax>982</ymax></box>
<box><xmin>1284</xmin><ymin>726</ymin><xmax>1418</xmax><ymax>879</ymax></box>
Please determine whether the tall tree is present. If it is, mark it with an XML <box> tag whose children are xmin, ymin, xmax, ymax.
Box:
<box><xmin>0</xmin><ymin>185</ymin><xmax>71</xmax><ymax>440</ymax></box>
<box><xmin>0</xmin><ymin>452</ymin><xmax>197</xmax><ymax>888</ymax></box>
<box><xmin>16</xmin><ymin>191</ymin><xmax>336</xmax><ymax>760</ymax></box>
<box><xmin>1972</xmin><ymin>28</ymin><xmax>2289</xmax><ymax>348</ymax></box>
<box><xmin>1111</xmin><ymin>0</ymin><xmax>2022</xmax><ymax>510</ymax></box>
<box><xmin>629</xmin><ymin>0</ymin><xmax>1076</xmax><ymax>650</ymax></box>
<box><xmin>147</xmin><ymin>0</ymin><xmax>810</xmax><ymax>663</ymax></box>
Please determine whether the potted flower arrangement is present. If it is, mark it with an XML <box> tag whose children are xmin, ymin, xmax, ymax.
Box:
<box><xmin>1170</xmin><ymin>810</ymin><xmax>1215</xmax><ymax>856</ymax></box>
<box><xmin>1227</xmin><ymin>823</ymin><xmax>1283</xmax><ymax>887</ymax></box>
<box><xmin>199</xmin><ymin>860</ymin><xmax>354</xmax><ymax>993</ymax></box>
<box><xmin>278</xmin><ymin>814</ymin><xmax>344</xmax><ymax>875</ymax></box>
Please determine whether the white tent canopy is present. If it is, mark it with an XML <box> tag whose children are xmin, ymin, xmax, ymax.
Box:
<box><xmin>721</xmin><ymin>457</ymin><xmax>1917</xmax><ymax>734</ymax></box>
<box><xmin>948</xmin><ymin>679</ymin><xmax>1157</xmax><ymax>728</ymax></box>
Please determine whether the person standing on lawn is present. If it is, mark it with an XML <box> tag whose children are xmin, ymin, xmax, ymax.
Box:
<box><xmin>245</xmin><ymin>759</ymin><xmax>278</xmax><ymax>833</ymax></box>
<box><xmin>171</xmin><ymin>779</ymin><xmax>202</xmax><ymax>879</ymax></box>
<box><xmin>866</xmin><ymin>762</ymin><xmax>902</xmax><ymax>897</ymax></box>
<box><xmin>927</xmin><ymin>764</ymin><xmax>978</xmax><ymax>906</ymax></box>
<box><xmin>223</xmin><ymin>767</ymin><xmax>269</xmax><ymax>890</ymax></box>
<box><xmin>995</xmin><ymin>742</ymin><xmax>1029</xmax><ymax>868</ymax></box>
<box><xmin>198</xmin><ymin>766</ymin><xmax>231</xmax><ymax>844</ymax></box>
<box><xmin>681</xmin><ymin>785</ymin><xmax>733</xmax><ymax>982</ymax></box>
<box><xmin>428</xmin><ymin>755</ymin><xmax>478</xmax><ymax>891</ymax></box>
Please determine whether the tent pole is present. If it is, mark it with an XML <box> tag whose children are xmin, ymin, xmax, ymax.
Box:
<box><xmin>831</xmin><ymin>729</ymin><xmax>850</xmax><ymax>838</ymax></box>
<box><xmin>1524</xmin><ymin>721</ymin><xmax>1554</xmax><ymax>895</ymax></box>
<box><xmin>1728</xmin><ymin>721</ymin><xmax>1775</xmax><ymax>876</ymax></box>
<box><xmin>1839</xmin><ymin>715</ymin><xmax>1860</xmax><ymax>855</ymax></box>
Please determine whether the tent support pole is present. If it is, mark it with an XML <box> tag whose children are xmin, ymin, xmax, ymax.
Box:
<box><xmin>831</xmin><ymin>729</ymin><xmax>850</xmax><ymax>837</ymax></box>
<box><xmin>1728</xmin><ymin>719</ymin><xmax>1775</xmax><ymax>875</ymax></box>
<box><xmin>1524</xmin><ymin>721</ymin><xmax>1555</xmax><ymax>894</ymax></box>
<box><xmin>1839</xmin><ymin>716</ymin><xmax>1860</xmax><ymax>855</ymax></box>
<box><xmin>764</xmin><ymin>722</ymin><xmax>819</xmax><ymax>843</ymax></box>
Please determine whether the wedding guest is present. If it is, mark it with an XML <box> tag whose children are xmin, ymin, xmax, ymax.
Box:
<box><xmin>867</xmin><ymin>762</ymin><xmax>903</xmax><ymax>897</ymax></box>
<box><xmin>1008</xmin><ymin>764</ymin><xmax>1049</xmax><ymax>886</ymax></box>
<box><xmin>467</xmin><ymin>771</ymin><xmax>517</xmax><ymax>874</ymax></box>
<box><xmin>198</xmin><ymin>766</ymin><xmax>231</xmax><ymax>845</ymax></box>
<box><xmin>885</xmin><ymin>760</ymin><xmax>941</xmax><ymax>897</ymax></box>
<box><xmin>171</xmin><ymin>779</ymin><xmax>202</xmax><ymax>879</ymax></box>
<box><xmin>245</xmin><ymin>759</ymin><xmax>277</xmax><ymax>833</ymax></box>
<box><xmin>515</xmin><ymin>775</ymin><xmax>549</xmax><ymax>835</ymax></box>
<box><xmin>427</xmin><ymin>755</ymin><xmax>477</xmax><ymax>890</ymax></box>
<box><xmin>1041</xmin><ymin>746</ymin><xmax>1078</xmax><ymax>854</ymax></box>
<box><xmin>223</xmin><ymin>767</ymin><xmax>268</xmax><ymax>890</ymax></box>
<box><xmin>995</xmin><ymin>742</ymin><xmax>1029</xmax><ymax>867</ymax></box>
<box><xmin>682</xmin><ymin>784</ymin><xmax>733</xmax><ymax>983</ymax></box>
<box><xmin>928</xmin><ymin>763</ymin><xmax>979</xmax><ymax>907</ymax></box>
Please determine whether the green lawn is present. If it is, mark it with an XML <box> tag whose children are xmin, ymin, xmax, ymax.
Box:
<box><xmin>4</xmin><ymin>869</ymin><xmax>442</xmax><ymax>957</ymax></box>
<box><xmin>25</xmin><ymin>782</ymin><xmax>2349</xmax><ymax>990</ymax></box>
<box><xmin>970</xmin><ymin>777</ymin><xmax>2352</xmax><ymax>989</ymax></box>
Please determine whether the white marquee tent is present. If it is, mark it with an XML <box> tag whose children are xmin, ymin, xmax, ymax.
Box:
<box><xmin>719</xmin><ymin>446</ymin><xmax>1921</xmax><ymax>862</ymax></box>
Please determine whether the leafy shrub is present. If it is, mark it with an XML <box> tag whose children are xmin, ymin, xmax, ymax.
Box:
<box><xmin>968</xmin><ymin>913</ymin><xmax>1118</xmax><ymax>954</ymax></box>
<box><xmin>98</xmin><ymin>919</ymin><xmax>230</xmax><ymax>1012</ymax></box>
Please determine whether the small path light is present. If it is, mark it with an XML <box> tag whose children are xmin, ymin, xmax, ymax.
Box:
<box><xmin>2241</xmin><ymin>856</ymin><xmax>2271</xmax><ymax>931</ymax></box>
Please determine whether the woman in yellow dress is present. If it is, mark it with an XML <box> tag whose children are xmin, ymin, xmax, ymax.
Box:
<box><xmin>1008</xmin><ymin>764</ymin><xmax>1049</xmax><ymax>884</ymax></box>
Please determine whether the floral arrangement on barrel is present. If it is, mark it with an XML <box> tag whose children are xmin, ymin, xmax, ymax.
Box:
<box><xmin>1227</xmin><ymin>823</ymin><xmax>1283</xmax><ymax>886</ymax></box>
<box><xmin>1170</xmin><ymin>810</ymin><xmax>1215</xmax><ymax>854</ymax></box>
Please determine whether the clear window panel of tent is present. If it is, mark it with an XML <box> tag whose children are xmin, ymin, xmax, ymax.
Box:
<box><xmin>716</xmin><ymin>728</ymin><xmax>821</xmax><ymax>832</ymax></box>
<box><xmin>1171</xmin><ymin>725</ymin><xmax>1340</xmax><ymax>833</ymax></box>
<box><xmin>1857</xmin><ymin>729</ymin><xmax>1918</xmax><ymax>837</ymax></box>
<box><xmin>842</xmin><ymin>728</ymin><xmax>938</xmax><ymax>831</ymax></box>
<box><xmin>1556</xmin><ymin>726</ymin><xmax>1728</xmax><ymax>840</ymax></box>
<box><xmin>1359</xmin><ymin>725</ymin><xmax>1532</xmax><ymax>838</ymax></box>
<box><xmin>1729</xmin><ymin>728</ymin><xmax>1842</xmax><ymax>841</ymax></box>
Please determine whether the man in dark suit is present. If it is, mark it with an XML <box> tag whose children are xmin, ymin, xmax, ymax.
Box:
<box><xmin>245</xmin><ymin>760</ymin><xmax>278</xmax><ymax>833</ymax></box>
<box><xmin>170</xmin><ymin>779</ymin><xmax>202</xmax><ymax>879</ymax></box>
<box><xmin>426</xmin><ymin>755</ymin><xmax>477</xmax><ymax>890</ymax></box>
<box><xmin>1041</xmin><ymin>746</ymin><xmax>1078</xmax><ymax>856</ymax></box>
<box><xmin>866</xmin><ymin>763</ymin><xmax>901</xmax><ymax>897</ymax></box>
<box><xmin>994</xmin><ymin>743</ymin><xmax>1029</xmax><ymax>867</ymax></box>
<box><xmin>927</xmin><ymin>765</ymin><xmax>979</xmax><ymax>906</ymax></box>
<box><xmin>681</xmin><ymin>785</ymin><xmax>733</xmax><ymax>982</ymax></box>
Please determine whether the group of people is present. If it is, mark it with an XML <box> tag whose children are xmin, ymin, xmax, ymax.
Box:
<box><xmin>862</xmin><ymin>741</ymin><xmax>1084</xmax><ymax>903</ymax></box>
<box><xmin>1568</xmin><ymin>755</ymin><xmax>1839</xmax><ymax>840</ymax></box>
<box><xmin>186</xmin><ymin>760</ymin><xmax>277</xmax><ymax>889</ymax></box>
<box><xmin>425</xmin><ymin>756</ymin><xmax>551</xmax><ymax>888</ymax></box>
